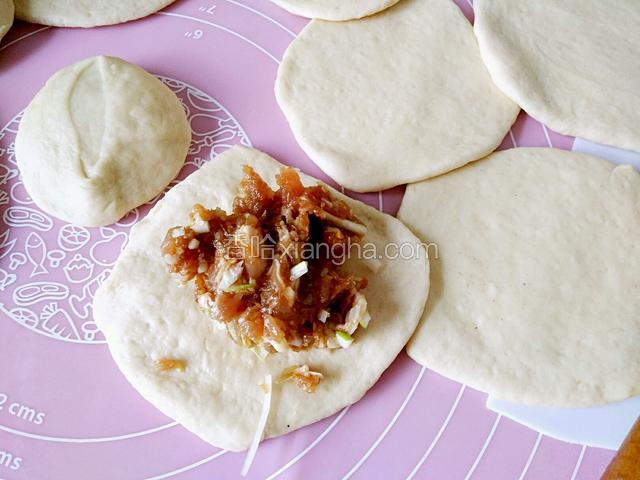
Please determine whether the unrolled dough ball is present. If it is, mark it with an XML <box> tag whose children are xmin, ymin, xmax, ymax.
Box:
<box><xmin>276</xmin><ymin>0</ymin><xmax>519</xmax><ymax>192</ymax></box>
<box><xmin>474</xmin><ymin>0</ymin><xmax>640</xmax><ymax>152</ymax></box>
<box><xmin>94</xmin><ymin>146</ymin><xmax>430</xmax><ymax>451</ymax></box>
<box><xmin>399</xmin><ymin>148</ymin><xmax>640</xmax><ymax>407</ymax></box>
<box><xmin>14</xmin><ymin>0</ymin><xmax>175</xmax><ymax>28</ymax></box>
<box><xmin>268</xmin><ymin>0</ymin><xmax>400</xmax><ymax>21</ymax></box>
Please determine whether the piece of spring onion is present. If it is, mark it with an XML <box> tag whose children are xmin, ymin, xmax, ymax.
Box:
<box><xmin>225</xmin><ymin>279</ymin><xmax>256</xmax><ymax>294</ymax></box>
<box><xmin>336</xmin><ymin>330</ymin><xmax>354</xmax><ymax>348</ymax></box>
<box><xmin>317</xmin><ymin>309</ymin><xmax>330</xmax><ymax>324</ymax></box>
<box><xmin>267</xmin><ymin>339</ymin><xmax>287</xmax><ymax>353</ymax></box>
<box><xmin>189</xmin><ymin>209</ymin><xmax>210</xmax><ymax>234</ymax></box>
<box><xmin>343</xmin><ymin>293</ymin><xmax>369</xmax><ymax>333</ymax></box>
<box><xmin>251</xmin><ymin>346</ymin><xmax>269</xmax><ymax>360</ymax></box>
<box><xmin>241</xmin><ymin>374</ymin><xmax>272</xmax><ymax>477</ymax></box>
<box><xmin>191</xmin><ymin>218</ymin><xmax>210</xmax><ymax>234</ymax></box>
<box><xmin>218</xmin><ymin>261</ymin><xmax>244</xmax><ymax>291</ymax></box>
<box><xmin>290</xmin><ymin>261</ymin><xmax>309</xmax><ymax>281</ymax></box>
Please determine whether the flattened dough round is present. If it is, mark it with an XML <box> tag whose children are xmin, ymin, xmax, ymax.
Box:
<box><xmin>15</xmin><ymin>0</ymin><xmax>175</xmax><ymax>27</ymax></box>
<box><xmin>94</xmin><ymin>146</ymin><xmax>430</xmax><ymax>451</ymax></box>
<box><xmin>276</xmin><ymin>0</ymin><xmax>519</xmax><ymax>192</ymax></box>
<box><xmin>269</xmin><ymin>0</ymin><xmax>400</xmax><ymax>21</ymax></box>
<box><xmin>475</xmin><ymin>0</ymin><xmax>640</xmax><ymax>152</ymax></box>
<box><xmin>16</xmin><ymin>56</ymin><xmax>191</xmax><ymax>227</ymax></box>
<box><xmin>399</xmin><ymin>148</ymin><xmax>640</xmax><ymax>407</ymax></box>
<box><xmin>0</xmin><ymin>0</ymin><xmax>14</xmax><ymax>43</ymax></box>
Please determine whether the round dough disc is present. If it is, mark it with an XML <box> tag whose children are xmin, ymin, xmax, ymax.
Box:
<box><xmin>474</xmin><ymin>0</ymin><xmax>640</xmax><ymax>152</ymax></box>
<box><xmin>275</xmin><ymin>0</ymin><xmax>519</xmax><ymax>193</ymax></box>
<box><xmin>94</xmin><ymin>146</ymin><xmax>430</xmax><ymax>451</ymax></box>
<box><xmin>14</xmin><ymin>0</ymin><xmax>175</xmax><ymax>27</ymax></box>
<box><xmin>269</xmin><ymin>0</ymin><xmax>400</xmax><ymax>21</ymax></box>
<box><xmin>399</xmin><ymin>148</ymin><xmax>640</xmax><ymax>407</ymax></box>
<box><xmin>0</xmin><ymin>0</ymin><xmax>14</xmax><ymax>43</ymax></box>
<box><xmin>16</xmin><ymin>56</ymin><xmax>191</xmax><ymax>227</ymax></box>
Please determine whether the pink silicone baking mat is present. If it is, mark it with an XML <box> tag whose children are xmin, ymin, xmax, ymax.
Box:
<box><xmin>0</xmin><ymin>1</ymin><xmax>616</xmax><ymax>478</ymax></box>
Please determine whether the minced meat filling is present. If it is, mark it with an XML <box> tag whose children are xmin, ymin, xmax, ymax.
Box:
<box><xmin>278</xmin><ymin>365</ymin><xmax>323</xmax><ymax>393</ymax></box>
<box><xmin>162</xmin><ymin>165</ymin><xmax>370</xmax><ymax>354</ymax></box>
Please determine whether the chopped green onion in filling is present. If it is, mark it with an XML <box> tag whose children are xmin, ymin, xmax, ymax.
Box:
<box><xmin>336</xmin><ymin>330</ymin><xmax>354</xmax><ymax>348</ymax></box>
<box><xmin>224</xmin><ymin>279</ymin><xmax>257</xmax><ymax>294</ymax></box>
<box><xmin>162</xmin><ymin>166</ymin><xmax>370</xmax><ymax>354</ymax></box>
<box><xmin>289</xmin><ymin>261</ymin><xmax>309</xmax><ymax>280</ymax></box>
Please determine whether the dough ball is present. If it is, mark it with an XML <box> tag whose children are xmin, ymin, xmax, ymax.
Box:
<box><xmin>16</xmin><ymin>56</ymin><xmax>191</xmax><ymax>226</ymax></box>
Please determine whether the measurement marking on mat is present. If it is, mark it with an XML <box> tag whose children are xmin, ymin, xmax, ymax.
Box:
<box><xmin>198</xmin><ymin>5</ymin><xmax>217</xmax><ymax>14</ymax></box>
<box><xmin>0</xmin><ymin>447</ymin><xmax>22</xmax><ymax>471</ymax></box>
<box><xmin>0</xmin><ymin>393</ymin><xmax>46</xmax><ymax>425</ymax></box>
<box><xmin>184</xmin><ymin>29</ymin><xmax>204</xmax><ymax>39</ymax></box>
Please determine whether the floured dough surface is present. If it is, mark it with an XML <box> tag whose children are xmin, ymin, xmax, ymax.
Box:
<box><xmin>16</xmin><ymin>56</ymin><xmax>191</xmax><ymax>227</ymax></box>
<box><xmin>474</xmin><ymin>0</ymin><xmax>640</xmax><ymax>152</ymax></box>
<box><xmin>94</xmin><ymin>146</ymin><xmax>430</xmax><ymax>451</ymax></box>
<box><xmin>276</xmin><ymin>0</ymin><xmax>518</xmax><ymax>192</ymax></box>
<box><xmin>269</xmin><ymin>0</ymin><xmax>400</xmax><ymax>21</ymax></box>
<box><xmin>15</xmin><ymin>0</ymin><xmax>175</xmax><ymax>27</ymax></box>
<box><xmin>0</xmin><ymin>0</ymin><xmax>13</xmax><ymax>43</ymax></box>
<box><xmin>399</xmin><ymin>148</ymin><xmax>640</xmax><ymax>407</ymax></box>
